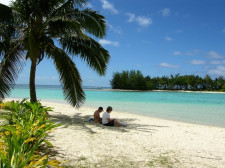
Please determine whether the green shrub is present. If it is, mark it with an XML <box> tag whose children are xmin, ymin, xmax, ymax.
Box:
<box><xmin>222</xmin><ymin>84</ymin><xmax>225</xmax><ymax>92</ymax></box>
<box><xmin>0</xmin><ymin>99</ymin><xmax>62</xmax><ymax>168</ymax></box>
<box><xmin>110</xmin><ymin>71</ymin><xmax>225</xmax><ymax>91</ymax></box>
<box><xmin>111</xmin><ymin>70</ymin><xmax>147</xmax><ymax>90</ymax></box>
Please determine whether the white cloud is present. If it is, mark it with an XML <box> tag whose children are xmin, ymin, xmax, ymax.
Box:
<box><xmin>210</xmin><ymin>60</ymin><xmax>221</xmax><ymax>65</ymax></box>
<box><xmin>204</xmin><ymin>66</ymin><xmax>209</xmax><ymax>69</ymax></box>
<box><xmin>127</xmin><ymin>13</ymin><xmax>135</xmax><ymax>22</ymax></box>
<box><xmin>136</xmin><ymin>16</ymin><xmax>152</xmax><ymax>27</ymax></box>
<box><xmin>108</xmin><ymin>24</ymin><xmax>122</xmax><ymax>34</ymax></box>
<box><xmin>136</xmin><ymin>64</ymin><xmax>142</xmax><ymax>68</ymax></box>
<box><xmin>126</xmin><ymin>13</ymin><xmax>152</xmax><ymax>28</ymax></box>
<box><xmin>86</xmin><ymin>2</ymin><xmax>93</xmax><ymax>8</ymax></box>
<box><xmin>141</xmin><ymin>40</ymin><xmax>151</xmax><ymax>44</ymax></box>
<box><xmin>210</xmin><ymin>60</ymin><xmax>225</xmax><ymax>65</ymax></box>
<box><xmin>185</xmin><ymin>50</ymin><xmax>199</xmax><ymax>56</ymax></box>
<box><xmin>0</xmin><ymin>0</ymin><xmax>11</xmax><ymax>6</ymax></box>
<box><xmin>51</xmin><ymin>76</ymin><xmax>57</xmax><ymax>80</ymax></box>
<box><xmin>173</xmin><ymin>50</ymin><xmax>200</xmax><ymax>56</ymax></box>
<box><xmin>176</xmin><ymin>30</ymin><xmax>183</xmax><ymax>33</ymax></box>
<box><xmin>173</xmin><ymin>51</ymin><xmax>181</xmax><ymax>55</ymax></box>
<box><xmin>165</xmin><ymin>36</ymin><xmax>173</xmax><ymax>41</ymax></box>
<box><xmin>160</xmin><ymin>62</ymin><xmax>179</xmax><ymax>68</ymax></box>
<box><xmin>99</xmin><ymin>39</ymin><xmax>119</xmax><ymax>46</ymax></box>
<box><xmin>208</xmin><ymin>66</ymin><xmax>225</xmax><ymax>77</ymax></box>
<box><xmin>160</xmin><ymin>8</ymin><xmax>171</xmax><ymax>16</ymax></box>
<box><xmin>100</xmin><ymin>0</ymin><xmax>118</xmax><ymax>14</ymax></box>
<box><xmin>207</xmin><ymin>51</ymin><xmax>224</xmax><ymax>59</ymax></box>
<box><xmin>190</xmin><ymin>60</ymin><xmax>206</xmax><ymax>65</ymax></box>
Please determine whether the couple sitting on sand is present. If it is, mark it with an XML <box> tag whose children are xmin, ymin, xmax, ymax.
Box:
<box><xmin>94</xmin><ymin>106</ymin><xmax>127</xmax><ymax>127</ymax></box>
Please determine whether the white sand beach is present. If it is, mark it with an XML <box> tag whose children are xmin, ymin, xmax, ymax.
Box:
<box><xmin>31</xmin><ymin>101</ymin><xmax>225</xmax><ymax>168</ymax></box>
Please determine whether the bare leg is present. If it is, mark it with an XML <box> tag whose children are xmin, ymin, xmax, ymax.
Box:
<box><xmin>114</xmin><ymin>119</ymin><xmax>122</xmax><ymax>126</ymax></box>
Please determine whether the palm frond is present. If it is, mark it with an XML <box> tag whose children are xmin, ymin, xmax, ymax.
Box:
<box><xmin>11</xmin><ymin>0</ymin><xmax>87</xmax><ymax>19</ymax></box>
<box><xmin>50</xmin><ymin>2</ymin><xmax>106</xmax><ymax>38</ymax></box>
<box><xmin>41</xmin><ymin>1</ymin><xmax>84</xmax><ymax>38</ymax></box>
<box><xmin>60</xmin><ymin>35</ymin><xmax>110</xmax><ymax>76</ymax></box>
<box><xmin>38</xmin><ymin>0</ymin><xmax>66</xmax><ymax>16</ymax></box>
<box><xmin>46</xmin><ymin>44</ymin><xmax>85</xmax><ymax>107</ymax></box>
<box><xmin>42</xmin><ymin>16</ymin><xmax>83</xmax><ymax>38</ymax></box>
<box><xmin>0</xmin><ymin>3</ymin><xmax>13</xmax><ymax>22</ymax></box>
<box><xmin>1</xmin><ymin>0</ymin><xmax>110</xmax><ymax>105</ymax></box>
<box><xmin>0</xmin><ymin>40</ymin><xmax>25</xmax><ymax>99</ymax></box>
<box><xmin>74</xmin><ymin>8</ymin><xmax>107</xmax><ymax>38</ymax></box>
<box><xmin>11</xmin><ymin>0</ymin><xmax>34</xmax><ymax>20</ymax></box>
<box><xmin>0</xmin><ymin>4</ymin><xmax>24</xmax><ymax>99</ymax></box>
<box><xmin>50</xmin><ymin>0</ymin><xmax>74</xmax><ymax>17</ymax></box>
<box><xmin>0</xmin><ymin>3</ymin><xmax>15</xmax><ymax>41</ymax></box>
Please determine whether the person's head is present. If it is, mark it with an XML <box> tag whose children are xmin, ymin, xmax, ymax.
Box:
<box><xmin>98</xmin><ymin>107</ymin><xmax>103</xmax><ymax>112</ymax></box>
<box><xmin>106</xmin><ymin>106</ymin><xmax>113</xmax><ymax>113</ymax></box>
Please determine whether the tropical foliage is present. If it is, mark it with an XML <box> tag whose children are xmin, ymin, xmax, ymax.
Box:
<box><xmin>111</xmin><ymin>70</ymin><xmax>225</xmax><ymax>91</ymax></box>
<box><xmin>111</xmin><ymin>70</ymin><xmax>146</xmax><ymax>90</ymax></box>
<box><xmin>0</xmin><ymin>0</ymin><xmax>110</xmax><ymax>107</ymax></box>
<box><xmin>0</xmin><ymin>99</ymin><xmax>61</xmax><ymax>167</ymax></box>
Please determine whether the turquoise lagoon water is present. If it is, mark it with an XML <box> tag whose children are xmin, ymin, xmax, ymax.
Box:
<box><xmin>8</xmin><ymin>85</ymin><xmax>225</xmax><ymax>127</ymax></box>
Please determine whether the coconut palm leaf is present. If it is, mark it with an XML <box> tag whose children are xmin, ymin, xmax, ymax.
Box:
<box><xmin>50</xmin><ymin>4</ymin><xmax>106</xmax><ymax>38</ymax></box>
<box><xmin>44</xmin><ymin>1</ymin><xmax>106</xmax><ymax>38</ymax></box>
<box><xmin>0</xmin><ymin>3</ymin><xmax>15</xmax><ymax>41</ymax></box>
<box><xmin>0</xmin><ymin>41</ymin><xmax>24</xmax><ymax>99</ymax></box>
<box><xmin>42</xmin><ymin>16</ymin><xmax>83</xmax><ymax>38</ymax></box>
<box><xmin>46</xmin><ymin>44</ymin><xmax>84</xmax><ymax>107</ymax></box>
<box><xmin>0</xmin><ymin>4</ymin><xmax>24</xmax><ymax>99</ymax></box>
<box><xmin>0</xmin><ymin>0</ymin><xmax>110</xmax><ymax>107</ymax></box>
<box><xmin>74</xmin><ymin>8</ymin><xmax>106</xmax><ymax>38</ymax></box>
<box><xmin>60</xmin><ymin>35</ymin><xmax>110</xmax><ymax>75</ymax></box>
<box><xmin>0</xmin><ymin>3</ymin><xmax>13</xmax><ymax>22</ymax></box>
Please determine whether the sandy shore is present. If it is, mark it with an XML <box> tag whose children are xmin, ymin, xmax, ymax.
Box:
<box><xmin>37</xmin><ymin>101</ymin><xmax>225</xmax><ymax>168</ymax></box>
<box><xmin>3</xmin><ymin>99</ymin><xmax>225</xmax><ymax>167</ymax></box>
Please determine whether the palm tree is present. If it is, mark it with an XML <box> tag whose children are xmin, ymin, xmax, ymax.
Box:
<box><xmin>0</xmin><ymin>0</ymin><xmax>110</xmax><ymax>107</ymax></box>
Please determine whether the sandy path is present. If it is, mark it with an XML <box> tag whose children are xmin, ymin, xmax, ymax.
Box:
<box><xmin>37</xmin><ymin>101</ymin><xmax>225</xmax><ymax>168</ymax></box>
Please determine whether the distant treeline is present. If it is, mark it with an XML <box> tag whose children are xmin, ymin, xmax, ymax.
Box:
<box><xmin>110</xmin><ymin>70</ymin><xmax>225</xmax><ymax>91</ymax></box>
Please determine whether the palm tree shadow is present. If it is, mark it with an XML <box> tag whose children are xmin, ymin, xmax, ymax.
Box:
<box><xmin>50</xmin><ymin>112</ymin><xmax>170</xmax><ymax>134</ymax></box>
<box><xmin>50</xmin><ymin>112</ymin><xmax>97</xmax><ymax>134</ymax></box>
<box><xmin>119</xmin><ymin>118</ymin><xmax>170</xmax><ymax>133</ymax></box>
<box><xmin>50</xmin><ymin>112</ymin><xmax>131</xmax><ymax>133</ymax></box>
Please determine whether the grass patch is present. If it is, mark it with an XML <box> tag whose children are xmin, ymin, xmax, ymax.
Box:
<box><xmin>64</xmin><ymin>156</ymin><xmax>150</xmax><ymax>168</ymax></box>
<box><xmin>148</xmin><ymin>152</ymin><xmax>181</xmax><ymax>168</ymax></box>
<box><xmin>63</xmin><ymin>152</ymin><xmax>181</xmax><ymax>168</ymax></box>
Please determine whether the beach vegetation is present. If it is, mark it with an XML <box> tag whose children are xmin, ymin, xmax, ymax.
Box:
<box><xmin>0</xmin><ymin>0</ymin><xmax>110</xmax><ymax>107</ymax></box>
<box><xmin>222</xmin><ymin>84</ymin><xmax>225</xmax><ymax>92</ymax></box>
<box><xmin>111</xmin><ymin>70</ymin><xmax>225</xmax><ymax>91</ymax></box>
<box><xmin>111</xmin><ymin>70</ymin><xmax>147</xmax><ymax>90</ymax></box>
<box><xmin>148</xmin><ymin>153</ymin><xmax>180</xmax><ymax>168</ymax></box>
<box><xmin>0</xmin><ymin>99</ymin><xmax>61</xmax><ymax>167</ymax></box>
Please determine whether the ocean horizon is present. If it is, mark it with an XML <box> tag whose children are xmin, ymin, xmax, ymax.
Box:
<box><xmin>7</xmin><ymin>84</ymin><xmax>225</xmax><ymax>128</ymax></box>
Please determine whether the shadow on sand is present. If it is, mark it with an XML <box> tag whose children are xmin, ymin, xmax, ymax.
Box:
<box><xmin>50</xmin><ymin>112</ymin><xmax>170</xmax><ymax>135</ymax></box>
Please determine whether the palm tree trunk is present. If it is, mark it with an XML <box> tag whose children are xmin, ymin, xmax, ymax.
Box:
<box><xmin>30</xmin><ymin>59</ymin><xmax>37</xmax><ymax>103</ymax></box>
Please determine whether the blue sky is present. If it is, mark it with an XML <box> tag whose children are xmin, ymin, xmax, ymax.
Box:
<box><xmin>1</xmin><ymin>0</ymin><xmax>225</xmax><ymax>86</ymax></box>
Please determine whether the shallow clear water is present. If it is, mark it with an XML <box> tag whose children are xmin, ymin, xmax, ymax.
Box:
<box><xmin>8</xmin><ymin>85</ymin><xmax>225</xmax><ymax>127</ymax></box>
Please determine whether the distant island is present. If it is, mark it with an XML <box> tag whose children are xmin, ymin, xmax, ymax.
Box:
<box><xmin>110</xmin><ymin>70</ymin><xmax>225</xmax><ymax>92</ymax></box>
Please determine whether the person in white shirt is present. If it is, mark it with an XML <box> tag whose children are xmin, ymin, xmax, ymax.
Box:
<box><xmin>102</xmin><ymin>106</ymin><xmax>127</xmax><ymax>127</ymax></box>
